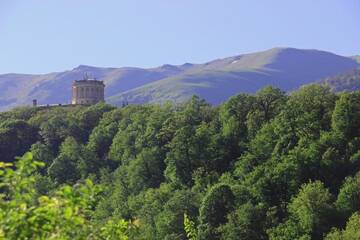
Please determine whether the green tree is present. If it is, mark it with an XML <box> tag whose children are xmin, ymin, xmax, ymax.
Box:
<box><xmin>198</xmin><ymin>184</ymin><xmax>235</xmax><ymax>240</ymax></box>
<box><xmin>0</xmin><ymin>119</ymin><xmax>38</xmax><ymax>162</ymax></box>
<box><xmin>247</xmin><ymin>86</ymin><xmax>286</xmax><ymax>139</ymax></box>
<box><xmin>48</xmin><ymin>137</ymin><xmax>99</xmax><ymax>184</ymax></box>
<box><xmin>39</xmin><ymin>115</ymin><xmax>77</xmax><ymax>153</ymax></box>
<box><xmin>165</xmin><ymin>124</ymin><xmax>215</xmax><ymax>186</ymax></box>
<box><xmin>219</xmin><ymin>93</ymin><xmax>255</xmax><ymax>157</ymax></box>
<box><xmin>127</xmin><ymin>147</ymin><xmax>165</xmax><ymax>193</ymax></box>
<box><xmin>331</xmin><ymin>92</ymin><xmax>360</xmax><ymax>140</ymax></box>
<box><xmin>273</xmin><ymin>85</ymin><xmax>336</xmax><ymax>155</ymax></box>
<box><xmin>108</xmin><ymin>105</ymin><xmax>153</xmax><ymax>164</ymax></box>
<box><xmin>76</xmin><ymin>102</ymin><xmax>115</xmax><ymax>143</ymax></box>
<box><xmin>30</xmin><ymin>142</ymin><xmax>55</xmax><ymax>173</ymax></box>
<box><xmin>87</xmin><ymin>108</ymin><xmax>122</xmax><ymax>160</ymax></box>
<box><xmin>156</xmin><ymin>190</ymin><xmax>199</xmax><ymax>240</ymax></box>
<box><xmin>336</xmin><ymin>171</ymin><xmax>360</xmax><ymax>216</ymax></box>
<box><xmin>0</xmin><ymin>153</ymin><xmax>130</xmax><ymax>239</ymax></box>
<box><xmin>268</xmin><ymin>181</ymin><xmax>336</xmax><ymax>240</ymax></box>
<box><xmin>325</xmin><ymin>212</ymin><xmax>360</xmax><ymax>240</ymax></box>
<box><xmin>184</xmin><ymin>213</ymin><xmax>198</xmax><ymax>240</ymax></box>
<box><xmin>127</xmin><ymin>184</ymin><xmax>174</xmax><ymax>239</ymax></box>
<box><xmin>219</xmin><ymin>202</ymin><xmax>266</xmax><ymax>240</ymax></box>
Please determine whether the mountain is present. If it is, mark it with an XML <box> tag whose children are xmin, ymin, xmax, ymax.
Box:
<box><xmin>321</xmin><ymin>67</ymin><xmax>360</xmax><ymax>92</ymax></box>
<box><xmin>108</xmin><ymin>48</ymin><xmax>359</xmax><ymax>105</ymax></box>
<box><xmin>0</xmin><ymin>48</ymin><xmax>359</xmax><ymax>110</ymax></box>
<box><xmin>352</xmin><ymin>55</ymin><xmax>360</xmax><ymax>64</ymax></box>
<box><xmin>0</xmin><ymin>64</ymin><xmax>192</xmax><ymax>110</ymax></box>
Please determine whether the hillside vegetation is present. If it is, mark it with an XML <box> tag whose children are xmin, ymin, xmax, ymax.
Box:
<box><xmin>1</xmin><ymin>85</ymin><xmax>360</xmax><ymax>239</ymax></box>
<box><xmin>322</xmin><ymin>67</ymin><xmax>360</xmax><ymax>92</ymax></box>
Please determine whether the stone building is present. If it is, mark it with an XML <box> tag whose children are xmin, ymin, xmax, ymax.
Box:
<box><xmin>71</xmin><ymin>78</ymin><xmax>105</xmax><ymax>105</ymax></box>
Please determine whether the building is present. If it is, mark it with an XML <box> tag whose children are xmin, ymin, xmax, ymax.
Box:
<box><xmin>72</xmin><ymin>78</ymin><xmax>105</xmax><ymax>105</ymax></box>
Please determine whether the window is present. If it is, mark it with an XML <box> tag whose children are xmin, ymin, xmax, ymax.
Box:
<box><xmin>85</xmin><ymin>88</ymin><xmax>89</xmax><ymax>98</ymax></box>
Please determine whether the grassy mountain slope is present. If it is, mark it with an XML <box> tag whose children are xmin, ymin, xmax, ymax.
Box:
<box><xmin>0</xmin><ymin>64</ymin><xmax>191</xmax><ymax>110</ymax></box>
<box><xmin>0</xmin><ymin>48</ymin><xmax>359</xmax><ymax>110</ymax></box>
<box><xmin>322</xmin><ymin>67</ymin><xmax>360</xmax><ymax>92</ymax></box>
<box><xmin>352</xmin><ymin>55</ymin><xmax>360</xmax><ymax>64</ymax></box>
<box><xmin>108</xmin><ymin>48</ymin><xmax>359</xmax><ymax>105</ymax></box>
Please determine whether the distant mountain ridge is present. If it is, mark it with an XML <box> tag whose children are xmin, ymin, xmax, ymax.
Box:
<box><xmin>0</xmin><ymin>47</ymin><xmax>359</xmax><ymax>110</ymax></box>
<box><xmin>352</xmin><ymin>55</ymin><xmax>360</xmax><ymax>64</ymax></box>
<box><xmin>108</xmin><ymin>48</ymin><xmax>359</xmax><ymax>105</ymax></box>
<box><xmin>322</xmin><ymin>67</ymin><xmax>360</xmax><ymax>92</ymax></box>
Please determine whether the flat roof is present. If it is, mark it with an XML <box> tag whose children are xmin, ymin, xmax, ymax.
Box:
<box><xmin>73</xmin><ymin>79</ymin><xmax>105</xmax><ymax>85</ymax></box>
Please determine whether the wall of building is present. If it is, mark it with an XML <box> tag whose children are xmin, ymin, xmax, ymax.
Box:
<box><xmin>71</xmin><ymin>80</ymin><xmax>105</xmax><ymax>105</ymax></box>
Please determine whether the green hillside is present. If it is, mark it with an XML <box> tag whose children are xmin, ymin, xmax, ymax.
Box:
<box><xmin>0</xmin><ymin>48</ymin><xmax>359</xmax><ymax>110</ymax></box>
<box><xmin>108</xmin><ymin>48</ymin><xmax>359</xmax><ymax>105</ymax></box>
<box><xmin>322</xmin><ymin>68</ymin><xmax>360</xmax><ymax>92</ymax></box>
<box><xmin>1</xmin><ymin>85</ymin><xmax>360</xmax><ymax>239</ymax></box>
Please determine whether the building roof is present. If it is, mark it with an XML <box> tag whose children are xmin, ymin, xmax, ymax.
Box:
<box><xmin>73</xmin><ymin>79</ymin><xmax>105</xmax><ymax>86</ymax></box>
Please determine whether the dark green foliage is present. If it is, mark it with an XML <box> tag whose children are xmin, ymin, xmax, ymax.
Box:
<box><xmin>219</xmin><ymin>93</ymin><xmax>255</xmax><ymax>156</ymax></box>
<box><xmin>30</xmin><ymin>142</ymin><xmax>55</xmax><ymax>174</ymax></box>
<box><xmin>127</xmin><ymin>147</ymin><xmax>165</xmax><ymax>193</ymax></box>
<box><xmin>247</xmin><ymin>86</ymin><xmax>287</xmax><ymax>139</ymax></box>
<box><xmin>156</xmin><ymin>190</ymin><xmax>199</xmax><ymax>240</ymax></box>
<box><xmin>331</xmin><ymin>92</ymin><xmax>360</xmax><ymax>139</ymax></box>
<box><xmin>48</xmin><ymin>137</ymin><xmax>100</xmax><ymax>184</ymax></box>
<box><xmin>87</xmin><ymin>108</ymin><xmax>123</xmax><ymax>160</ymax></box>
<box><xmin>287</xmin><ymin>181</ymin><xmax>336</xmax><ymax>239</ymax></box>
<box><xmin>165</xmin><ymin>124</ymin><xmax>218</xmax><ymax>186</ymax></box>
<box><xmin>76</xmin><ymin>102</ymin><xmax>115</xmax><ymax>143</ymax></box>
<box><xmin>38</xmin><ymin>114</ymin><xmax>78</xmax><ymax>153</ymax></box>
<box><xmin>325</xmin><ymin>212</ymin><xmax>360</xmax><ymax>240</ymax></box>
<box><xmin>0</xmin><ymin>106</ymin><xmax>40</xmax><ymax>121</ymax></box>
<box><xmin>268</xmin><ymin>181</ymin><xmax>337</xmax><ymax>240</ymax></box>
<box><xmin>48</xmin><ymin>137</ymin><xmax>82</xmax><ymax>184</ymax></box>
<box><xmin>336</xmin><ymin>172</ymin><xmax>360</xmax><ymax>216</ymax></box>
<box><xmin>218</xmin><ymin>202</ymin><xmax>266</xmax><ymax>240</ymax></box>
<box><xmin>1</xmin><ymin>85</ymin><xmax>360</xmax><ymax>239</ymax></box>
<box><xmin>0</xmin><ymin>119</ymin><xmax>38</xmax><ymax>162</ymax></box>
<box><xmin>198</xmin><ymin>184</ymin><xmax>235</xmax><ymax>240</ymax></box>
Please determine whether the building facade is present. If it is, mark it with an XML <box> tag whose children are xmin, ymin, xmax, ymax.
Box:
<box><xmin>72</xmin><ymin>79</ymin><xmax>105</xmax><ymax>105</ymax></box>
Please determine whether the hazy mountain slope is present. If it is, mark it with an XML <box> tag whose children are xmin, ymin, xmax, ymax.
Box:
<box><xmin>0</xmin><ymin>64</ymin><xmax>191</xmax><ymax>110</ymax></box>
<box><xmin>108</xmin><ymin>48</ymin><xmax>359</xmax><ymax>105</ymax></box>
<box><xmin>352</xmin><ymin>55</ymin><xmax>360</xmax><ymax>64</ymax></box>
<box><xmin>0</xmin><ymin>48</ymin><xmax>359</xmax><ymax>110</ymax></box>
<box><xmin>321</xmin><ymin>67</ymin><xmax>360</xmax><ymax>92</ymax></box>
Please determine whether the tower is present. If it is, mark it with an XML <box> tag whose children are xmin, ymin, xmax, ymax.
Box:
<box><xmin>71</xmin><ymin>77</ymin><xmax>105</xmax><ymax>105</ymax></box>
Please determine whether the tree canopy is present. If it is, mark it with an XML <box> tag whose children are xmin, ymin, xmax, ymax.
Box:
<box><xmin>1</xmin><ymin>86</ymin><xmax>360</xmax><ymax>239</ymax></box>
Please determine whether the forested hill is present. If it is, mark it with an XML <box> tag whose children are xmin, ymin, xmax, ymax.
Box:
<box><xmin>352</xmin><ymin>55</ymin><xmax>360</xmax><ymax>63</ymax></box>
<box><xmin>322</xmin><ymin>67</ymin><xmax>360</xmax><ymax>92</ymax></box>
<box><xmin>1</xmin><ymin>85</ymin><xmax>360</xmax><ymax>239</ymax></box>
<box><xmin>0</xmin><ymin>47</ymin><xmax>359</xmax><ymax>110</ymax></box>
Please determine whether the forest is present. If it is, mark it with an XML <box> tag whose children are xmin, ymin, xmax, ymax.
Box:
<box><xmin>0</xmin><ymin>84</ymin><xmax>360</xmax><ymax>239</ymax></box>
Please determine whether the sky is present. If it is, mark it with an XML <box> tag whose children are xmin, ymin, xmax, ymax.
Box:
<box><xmin>0</xmin><ymin>0</ymin><xmax>359</xmax><ymax>74</ymax></box>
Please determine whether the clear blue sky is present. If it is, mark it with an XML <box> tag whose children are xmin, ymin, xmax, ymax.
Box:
<box><xmin>1</xmin><ymin>0</ymin><xmax>359</xmax><ymax>74</ymax></box>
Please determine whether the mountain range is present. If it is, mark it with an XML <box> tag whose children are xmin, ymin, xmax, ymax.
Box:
<box><xmin>322</xmin><ymin>67</ymin><xmax>360</xmax><ymax>92</ymax></box>
<box><xmin>0</xmin><ymin>47</ymin><xmax>359</xmax><ymax>110</ymax></box>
